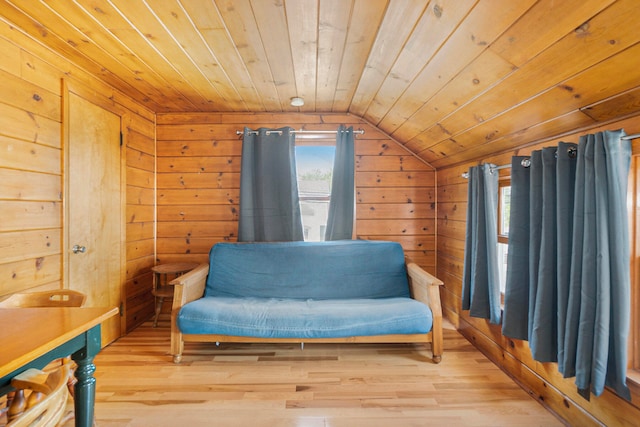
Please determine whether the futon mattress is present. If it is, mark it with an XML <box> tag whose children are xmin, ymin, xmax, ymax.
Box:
<box><xmin>178</xmin><ymin>296</ymin><xmax>433</xmax><ymax>339</ymax></box>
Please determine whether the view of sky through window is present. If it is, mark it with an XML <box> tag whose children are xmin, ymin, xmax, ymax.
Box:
<box><xmin>295</xmin><ymin>145</ymin><xmax>335</xmax><ymax>175</ymax></box>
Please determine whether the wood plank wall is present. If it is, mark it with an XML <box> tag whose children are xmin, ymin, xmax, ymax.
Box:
<box><xmin>437</xmin><ymin>114</ymin><xmax>640</xmax><ymax>426</ymax></box>
<box><xmin>123</xmin><ymin>111</ymin><xmax>156</xmax><ymax>332</ymax></box>
<box><xmin>155</xmin><ymin>112</ymin><xmax>436</xmax><ymax>270</ymax></box>
<box><xmin>0</xmin><ymin>20</ymin><xmax>156</xmax><ymax>333</ymax></box>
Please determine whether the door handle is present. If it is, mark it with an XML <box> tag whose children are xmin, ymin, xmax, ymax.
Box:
<box><xmin>72</xmin><ymin>244</ymin><xmax>87</xmax><ymax>254</ymax></box>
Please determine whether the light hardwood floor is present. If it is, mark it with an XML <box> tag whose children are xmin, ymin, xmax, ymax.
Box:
<box><xmin>84</xmin><ymin>318</ymin><xmax>565</xmax><ymax>426</ymax></box>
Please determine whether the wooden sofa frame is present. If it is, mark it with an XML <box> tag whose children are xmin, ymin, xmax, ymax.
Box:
<box><xmin>169</xmin><ymin>259</ymin><xmax>444</xmax><ymax>364</ymax></box>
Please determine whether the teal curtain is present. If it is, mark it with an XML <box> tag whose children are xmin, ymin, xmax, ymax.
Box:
<box><xmin>562</xmin><ymin>130</ymin><xmax>631</xmax><ymax>400</ymax></box>
<box><xmin>501</xmin><ymin>156</ymin><xmax>531</xmax><ymax>340</ymax></box>
<box><xmin>503</xmin><ymin>144</ymin><xmax>578</xmax><ymax>359</ymax></box>
<box><xmin>238</xmin><ymin>127</ymin><xmax>303</xmax><ymax>242</ymax></box>
<box><xmin>529</xmin><ymin>147</ymin><xmax>560</xmax><ymax>362</ymax></box>
<box><xmin>325</xmin><ymin>125</ymin><xmax>355</xmax><ymax>240</ymax></box>
<box><xmin>555</xmin><ymin>142</ymin><xmax>578</xmax><ymax>375</ymax></box>
<box><xmin>502</xmin><ymin>130</ymin><xmax>631</xmax><ymax>400</ymax></box>
<box><xmin>462</xmin><ymin>163</ymin><xmax>501</xmax><ymax>324</ymax></box>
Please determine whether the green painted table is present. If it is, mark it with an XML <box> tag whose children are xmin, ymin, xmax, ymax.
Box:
<box><xmin>0</xmin><ymin>306</ymin><xmax>118</xmax><ymax>427</ymax></box>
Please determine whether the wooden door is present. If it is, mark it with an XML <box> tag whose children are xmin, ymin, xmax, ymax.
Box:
<box><xmin>65</xmin><ymin>91</ymin><xmax>123</xmax><ymax>346</ymax></box>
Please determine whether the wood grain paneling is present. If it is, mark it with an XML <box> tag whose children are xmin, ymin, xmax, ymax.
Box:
<box><xmin>126</xmin><ymin>223</ymin><xmax>153</xmax><ymax>244</ymax></box>
<box><xmin>357</xmin><ymin>187</ymin><xmax>435</xmax><ymax>204</ymax></box>
<box><xmin>436</xmin><ymin>114</ymin><xmax>640</xmax><ymax>426</ymax></box>
<box><xmin>377</xmin><ymin>0</ymin><xmax>536</xmax><ymax>132</ymax></box>
<box><xmin>0</xmin><ymin>169</ymin><xmax>60</xmax><ymax>201</ymax></box>
<box><xmin>2</xmin><ymin>1</ymin><xmax>638</xmax><ymax>170</ymax></box>
<box><xmin>123</xmin><ymin>114</ymin><xmax>156</xmax><ymax>332</ymax></box>
<box><xmin>0</xmin><ymin>68</ymin><xmax>60</xmax><ymax>120</ymax></box>
<box><xmin>0</xmin><ymin>50</ymin><xmax>62</xmax><ymax>295</ymax></box>
<box><xmin>157</xmin><ymin>205</ymin><xmax>238</xmax><ymax>222</ymax></box>
<box><xmin>0</xmin><ymin>230</ymin><xmax>59</xmax><ymax>264</ymax></box>
<box><xmin>356</xmin><ymin>203</ymin><xmax>434</xmax><ymax>220</ymax></box>
<box><xmin>0</xmin><ymin>21</ymin><xmax>155</xmax><ymax>334</ymax></box>
<box><xmin>0</xmin><ymin>201</ymin><xmax>60</xmax><ymax>232</ymax></box>
<box><xmin>156</xmin><ymin>112</ymin><xmax>437</xmax><ymax>274</ymax></box>
<box><xmin>0</xmin><ymin>1</ymin><xmax>638</xmax><ymax>424</ymax></box>
<box><xmin>0</xmin><ymin>134</ymin><xmax>60</xmax><ymax>173</ymax></box>
<box><xmin>0</xmin><ymin>255</ymin><xmax>61</xmax><ymax>296</ymax></box>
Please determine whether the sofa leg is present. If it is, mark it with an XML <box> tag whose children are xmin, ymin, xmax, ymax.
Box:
<box><xmin>170</xmin><ymin>327</ymin><xmax>184</xmax><ymax>364</ymax></box>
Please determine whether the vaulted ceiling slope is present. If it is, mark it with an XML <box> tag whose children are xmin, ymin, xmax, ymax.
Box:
<box><xmin>1</xmin><ymin>0</ymin><xmax>639</xmax><ymax>168</ymax></box>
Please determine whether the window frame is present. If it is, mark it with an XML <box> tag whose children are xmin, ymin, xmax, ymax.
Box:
<box><xmin>628</xmin><ymin>155</ymin><xmax>640</xmax><ymax>390</ymax></box>
<box><xmin>497</xmin><ymin>176</ymin><xmax>511</xmax><ymax>302</ymax></box>
<box><xmin>498</xmin><ymin>178</ymin><xmax>511</xmax><ymax>244</ymax></box>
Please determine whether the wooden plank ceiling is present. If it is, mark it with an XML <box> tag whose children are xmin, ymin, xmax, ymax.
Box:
<box><xmin>1</xmin><ymin>0</ymin><xmax>639</xmax><ymax>168</ymax></box>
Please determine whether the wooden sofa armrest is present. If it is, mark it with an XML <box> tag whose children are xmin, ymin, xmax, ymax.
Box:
<box><xmin>406</xmin><ymin>261</ymin><xmax>444</xmax><ymax>363</ymax></box>
<box><xmin>169</xmin><ymin>263</ymin><xmax>209</xmax><ymax>309</ymax></box>
<box><xmin>169</xmin><ymin>263</ymin><xmax>209</xmax><ymax>363</ymax></box>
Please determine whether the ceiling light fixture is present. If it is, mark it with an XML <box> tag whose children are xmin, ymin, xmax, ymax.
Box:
<box><xmin>290</xmin><ymin>96</ymin><xmax>304</xmax><ymax>107</ymax></box>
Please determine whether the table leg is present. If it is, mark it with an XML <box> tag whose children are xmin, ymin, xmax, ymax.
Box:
<box><xmin>153</xmin><ymin>296</ymin><xmax>164</xmax><ymax>327</ymax></box>
<box><xmin>72</xmin><ymin>325</ymin><xmax>101</xmax><ymax>427</ymax></box>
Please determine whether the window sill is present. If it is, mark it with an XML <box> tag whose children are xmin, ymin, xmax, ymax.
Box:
<box><xmin>628</xmin><ymin>370</ymin><xmax>640</xmax><ymax>393</ymax></box>
<box><xmin>626</xmin><ymin>370</ymin><xmax>640</xmax><ymax>408</ymax></box>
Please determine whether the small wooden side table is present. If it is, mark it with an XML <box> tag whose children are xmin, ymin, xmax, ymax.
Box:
<box><xmin>151</xmin><ymin>262</ymin><xmax>198</xmax><ymax>327</ymax></box>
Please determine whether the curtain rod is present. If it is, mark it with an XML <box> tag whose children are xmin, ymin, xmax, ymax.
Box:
<box><xmin>461</xmin><ymin>164</ymin><xmax>511</xmax><ymax>179</ymax></box>
<box><xmin>236</xmin><ymin>129</ymin><xmax>365</xmax><ymax>136</ymax></box>
<box><xmin>461</xmin><ymin>133</ymin><xmax>640</xmax><ymax>178</ymax></box>
<box><xmin>462</xmin><ymin>148</ymin><xmax>576</xmax><ymax>178</ymax></box>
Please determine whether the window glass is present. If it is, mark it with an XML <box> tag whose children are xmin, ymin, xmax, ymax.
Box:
<box><xmin>498</xmin><ymin>181</ymin><xmax>511</xmax><ymax>296</ymax></box>
<box><xmin>498</xmin><ymin>242</ymin><xmax>509</xmax><ymax>295</ymax></box>
<box><xmin>295</xmin><ymin>145</ymin><xmax>335</xmax><ymax>242</ymax></box>
<box><xmin>500</xmin><ymin>185</ymin><xmax>511</xmax><ymax>236</ymax></box>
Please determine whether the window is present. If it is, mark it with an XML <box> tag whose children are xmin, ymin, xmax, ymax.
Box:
<box><xmin>497</xmin><ymin>178</ymin><xmax>511</xmax><ymax>297</ymax></box>
<box><xmin>629</xmin><ymin>156</ymin><xmax>640</xmax><ymax>384</ymax></box>
<box><xmin>295</xmin><ymin>144</ymin><xmax>335</xmax><ymax>242</ymax></box>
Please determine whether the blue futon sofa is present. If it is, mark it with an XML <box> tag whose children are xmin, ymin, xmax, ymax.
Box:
<box><xmin>170</xmin><ymin>240</ymin><xmax>443</xmax><ymax>363</ymax></box>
